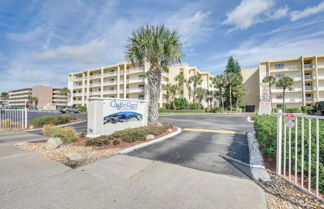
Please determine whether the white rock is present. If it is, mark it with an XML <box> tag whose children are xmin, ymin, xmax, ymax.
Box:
<box><xmin>168</xmin><ymin>128</ymin><xmax>172</xmax><ymax>132</ymax></box>
<box><xmin>65</xmin><ymin>152</ymin><xmax>82</xmax><ymax>167</ymax></box>
<box><xmin>46</xmin><ymin>138</ymin><xmax>62</xmax><ymax>150</ymax></box>
<box><xmin>146</xmin><ymin>134</ymin><xmax>155</xmax><ymax>140</ymax></box>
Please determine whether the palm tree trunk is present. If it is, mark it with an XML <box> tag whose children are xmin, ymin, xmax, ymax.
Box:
<box><xmin>283</xmin><ymin>88</ymin><xmax>286</xmax><ymax>113</ymax></box>
<box><xmin>193</xmin><ymin>84</ymin><xmax>197</xmax><ymax>104</ymax></box>
<box><xmin>147</xmin><ymin>65</ymin><xmax>161</xmax><ymax>124</ymax></box>
<box><xmin>269</xmin><ymin>85</ymin><xmax>273</xmax><ymax>112</ymax></box>
<box><xmin>229</xmin><ymin>85</ymin><xmax>232</xmax><ymax>111</ymax></box>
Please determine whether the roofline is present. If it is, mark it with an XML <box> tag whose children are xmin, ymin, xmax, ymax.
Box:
<box><xmin>259</xmin><ymin>54</ymin><xmax>324</xmax><ymax>63</ymax></box>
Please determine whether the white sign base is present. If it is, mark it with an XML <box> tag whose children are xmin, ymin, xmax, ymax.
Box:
<box><xmin>86</xmin><ymin>98</ymin><xmax>148</xmax><ymax>138</ymax></box>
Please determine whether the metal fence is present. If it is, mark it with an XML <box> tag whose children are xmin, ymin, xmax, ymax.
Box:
<box><xmin>0</xmin><ymin>108</ymin><xmax>28</xmax><ymax>130</ymax></box>
<box><xmin>276</xmin><ymin>111</ymin><xmax>323</xmax><ymax>198</ymax></box>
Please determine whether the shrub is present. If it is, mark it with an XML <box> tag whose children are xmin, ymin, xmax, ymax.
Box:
<box><xmin>159</xmin><ymin>107</ymin><xmax>167</xmax><ymax>112</ymax></box>
<box><xmin>86</xmin><ymin>138</ymin><xmax>109</xmax><ymax>146</ymax></box>
<box><xmin>273</xmin><ymin>108</ymin><xmax>282</xmax><ymax>113</ymax></box>
<box><xmin>169</xmin><ymin>98</ymin><xmax>189</xmax><ymax>110</ymax></box>
<box><xmin>78</xmin><ymin>105</ymin><xmax>87</xmax><ymax>113</ymax></box>
<box><xmin>113</xmin><ymin>140</ymin><xmax>120</xmax><ymax>145</ymax></box>
<box><xmin>301</xmin><ymin>106</ymin><xmax>312</xmax><ymax>113</ymax></box>
<box><xmin>42</xmin><ymin>125</ymin><xmax>77</xmax><ymax>144</ymax></box>
<box><xmin>30</xmin><ymin>114</ymin><xmax>75</xmax><ymax>127</ymax></box>
<box><xmin>253</xmin><ymin>114</ymin><xmax>324</xmax><ymax>192</ymax></box>
<box><xmin>285</xmin><ymin>107</ymin><xmax>300</xmax><ymax>113</ymax></box>
<box><xmin>209</xmin><ymin>107</ymin><xmax>223</xmax><ymax>113</ymax></box>
<box><xmin>189</xmin><ymin>103</ymin><xmax>202</xmax><ymax>110</ymax></box>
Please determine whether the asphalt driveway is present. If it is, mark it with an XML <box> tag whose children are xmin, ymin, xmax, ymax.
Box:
<box><xmin>128</xmin><ymin>114</ymin><xmax>253</xmax><ymax>178</ymax></box>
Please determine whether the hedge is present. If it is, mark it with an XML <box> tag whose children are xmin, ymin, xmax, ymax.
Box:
<box><xmin>30</xmin><ymin>114</ymin><xmax>76</xmax><ymax>127</ymax></box>
<box><xmin>253</xmin><ymin>114</ymin><xmax>324</xmax><ymax>192</ymax></box>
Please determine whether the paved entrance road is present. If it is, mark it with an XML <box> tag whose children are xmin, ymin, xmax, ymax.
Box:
<box><xmin>128</xmin><ymin>114</ymin><xmax>253</xmax><ymax>178</ymax></box>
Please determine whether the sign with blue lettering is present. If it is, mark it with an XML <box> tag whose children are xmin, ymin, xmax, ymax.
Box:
<box><xmin>86</xmin><ymin>98</ymin><xmax>148</xmax><ymax>138</ymax></box>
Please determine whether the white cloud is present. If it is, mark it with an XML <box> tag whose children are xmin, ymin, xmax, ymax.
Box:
<box><xmin>7</xmin><ymin>26</ymin><xmax>46</xmax><ymax>42</ymax></box>
<box><xmin>36</xmin><ymin>39</ymin><xmax>108</xmax><ymax>63</ymax></box>
<box><xmin>223</xmin><ymin>0</ymin><xmax>275</xmax><ymax>30</ymax></box>
<box><xmin>268</xmin><ymin>6</ymin><xmax>289</xmax><ymax>20</ymax></box>
<box><xmin>291</xmin><ymin>1</ymin><xmax>324</xmax><ymax>21</ymax></box>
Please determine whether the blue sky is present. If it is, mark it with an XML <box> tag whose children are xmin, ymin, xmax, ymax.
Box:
<box><xmin>1</xmin><ymin>0</ymin><xmax>324</xmax><ymax>91</ymax></box>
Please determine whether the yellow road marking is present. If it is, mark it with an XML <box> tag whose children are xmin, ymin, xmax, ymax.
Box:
<box><xmin>183</xmin><ymin>128</ymin><xmax>246</xmax><ymax>135</ymax></box>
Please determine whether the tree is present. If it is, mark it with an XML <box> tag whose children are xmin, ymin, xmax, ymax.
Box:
<box><xmin>276</xmin><ymin>76</ymin><xmax>293</xmax><ymax>113</ymax></box>
<box><xmin>186</xmin><ymin>79</ymin><xmax>192</xmax><ymax>102</ymax></box>
<box><xmin>262</xmin><ymin>75</ymin><xmax>276</xmax><ymax>112</ymax></box>
<box><xmin>225</xmin><ymin>72</ymin><xmax>241</xmax><ymax>111</ymax></box>
<box><xmin>126</xmin><ymin>25</ymin><xmax>182</xmax><ymax>123</ymax></box>
<box><xmin>33</xmin><ymin>97</ymin><xmax>39</xmax><ymax>107</ymax></box>
<box><xmin>27</xmin><ymin>96</ymin><xmax>33</xmax><ymax>107</ymax></box>
<box><xmin>162</xmin><ymin>84</ymin><xmax>172</xmax><ymax>104</ymax></box>
<box><xmin>1</xmin><ymin>92</ymin><xmax>8</xmax><ymax>100</ymax></box>
<box><xmin>195</xmin><ymin>87</ymin><xmax>207</xmax><ymax>107</ymax></box>
<box><xmin>60</xmin><ymin>88</ymin><xmax>70</xmax><ymax>98</ymax></box>
<box><xmin>169</xmin><ymin>85</ymin><xmax>179</xmax><ymax>101</ymax></box>
<box><xmin>213</xmin><ymin>74</ymin><xmax>226</xmax><ymax>109</ymax></box>
<box><xmin>174</xmin><ymin>73</ymin><xmax>186</xmax><ymax>97</ymax></box>
<box><xmin>205</xmin><ymin>90</ymin><xmax>214</xmax><ymax>109</ymax></box>
<box><xmin>225</xmin><ymin>56</ymin><xmax>241</xmax><ymax>74</ymax></box>
<box><xmin>232</xmin><ymin>84</ymin><xmax>247</xmax><ymax>111</ymax></box>
<box><xmin>189</xmin><ymin>75</ymin><xmax>202</xmax><ymax>104</ymax></box>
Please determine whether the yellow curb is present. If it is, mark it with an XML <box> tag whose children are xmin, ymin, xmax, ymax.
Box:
<box><xmin>183</xmin><ymin>128</ymin><xmax>246</xmax><ymax>135</ymax></box>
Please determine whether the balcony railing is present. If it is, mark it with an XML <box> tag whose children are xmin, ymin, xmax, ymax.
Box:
<box><xmin>127</xmin><ymin>87</ymin><xmax>145</xmax><ymax>93</ymax></box>
<box><xmin>305</xmin><ymin>86</ymin><xmax>313</xmax><ymax>91</ymax></box>
<box><xmin>103</xmin><ymin>89</ymin><xmax>117</xmax><ymax>94</ymax></box>
<box><xmin>271</xmin><ymin>65</ymin><xmax>298</xmax><ymax>71</ymax></box>
<box><xmin>128</xmin><ymin>77</ymin><xmax>145</xmax><ymax>83</ymax></box>
<box><xmin>103</xmin><ymin>71</ymin><xmax>117</xmax><ymax>77</ymax></box>
<box><xmin>89</xmin><ymin>82</ymin><xmax>101</xmax><ymax>87</ymax></box>
<box><xmin>305</xmin><ymin>97</ymin><xmax>313</xmax><ymax>102</ymax></box>
<box><xmin>127</xmin><ymin>67</ymin><xmax>144</xmax><ymax>74</ymax></box>
<box><xmin>304</xmin><ymin>64</ymin><xmax>312</xmax><ymax>69</ymax></box>
<box><xmin>304</xmin><ymin>75</ymin><xmax>313</xmax><ymax>80</ymax></box>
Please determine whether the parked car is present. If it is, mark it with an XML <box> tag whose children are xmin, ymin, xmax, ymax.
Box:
<box><xmin>307</xmin><ymin>101</ymin><xmax>324</xmax><ymax>116</ymax></box>
<box><xmin>59</xmin><ymin>106</ymin><xmax>81</xmax><ymax>114</ymax></box>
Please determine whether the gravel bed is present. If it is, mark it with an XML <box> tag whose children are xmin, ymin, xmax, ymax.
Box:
<box><xmin>19</xmin><ymin>143</ymin><xmax>117</xmax><ymax>167</ymax></box>
<box><xmin>260</xmin><ymin>171</ymin><xmax>324</xmax><ymax>209</ymax></box>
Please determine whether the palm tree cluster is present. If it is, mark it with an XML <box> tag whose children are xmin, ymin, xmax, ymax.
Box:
<box><xmin>263</xmin><ymin>75</ymin><xmax>293</xmax><ymax>112</ymax></box>
<box><xmin>213</xmin><ymin>57</ymin><xmax>246</xmax><ymax>111</ymax></box>
<box><xmin>27</xmin><ymin>96</ymin><xmax>39</xmax><ymax>108</ymax></box>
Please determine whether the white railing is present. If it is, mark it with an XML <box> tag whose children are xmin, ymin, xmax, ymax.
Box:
<box><xmin>304</xmin><ymin>75</ymin><xmax>313</xmax><ymax>80</ymax></box>
<box><xmin>276</xmin><ymin>111</ymin><xmax>323</xmax><ymax>198</ymax></box>
<box><xmin>0</xmin><ymin>108</ymin><xmax>28</xmax><ymax>130</ymax></box>
<box><xmin>304</xmin><ymin>64</ymin><xmax>313</xmax><ymax>69</ymax></box>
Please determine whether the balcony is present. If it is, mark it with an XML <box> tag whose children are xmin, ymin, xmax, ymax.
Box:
<box><xmin>305</xmin><ymin>97</ymin><xmax>313</xmax><ymax>102</ymax></box>
<box><xmin>127</xmin><ymin>77</ymin><xmax>145</xmax><ymax>83</ymax></box>
<box><xmin>304</xmin><ymin>64</ymin><xmax>313</xmax><ymax>69</ymax></box>
<box><xmin>127</xmin><ymin>67</ymin><xmax>144</xmax><ymax>74</ymax></box>
<box><xmin>103</xmin><ymin>80</ymin><xmax>117</xmax><ymax>85</ymax></box>
<box><xmin>127</xmin><ymin>87</ymin><xmax>145</xmax><ymax>93</ymax></box>
<box><xmin>317</xmin><ymin>62</ymin><xmax>324</xmax><ymax>68</ymax></box>
<box><xmin>103</xmin><ymin>71</ymin><xmax>117</xmax><ymax>77</ymax></box>
<box><xmin>73</xmin><ymin>77</ymin><xmax>85</xmax><ymax>81</ymax></box>
<box><xmin>73</xmin><ymin>84</ymin><xmax>83</xmax><ymax>88</ymax></box>
<box><xmin>270</xmin><ymin>65</ymin><xmax>298</xmax><ymax>71</ymax></box>
<box><xmin>89</xmin><ymin>82</ymin><xmax>101</xmax><ymax>87</ymax></box>
<box><xmin>89</xmin><ymin>74</ymin><xmax>102</xmax><ymax>79</ymax></box>
<box><xmin>9</xmin><ymin>90</ymin><xmax>32</xmax><ymax>95</ymax></box>
<box><xmin>73</xmin><ymin>92</ymin><xmax>83</xmax><ymax>96</ymax></box>
<box><xmin>304</xmin><ymin>75</ymin><xmax>313</xmax><ymax>80</ymax></box>
<box><xmin>89</xmin><ymin>91</ymin><xmax>101</xmax><ymax>96</ymax></box>
<box><xmin>305</xmin><ymin>86</ymin><xmax>313</xmax><ymax>91</ymax></box>
<box><xmin>9</xmin><ymin>94</ymin><xmax>29</xmax><ymax>99</ymax></box>
<box><xmin>103</xmin><ymin>89</ymin><xmax>117</xmax><ymax>94</ymax></box>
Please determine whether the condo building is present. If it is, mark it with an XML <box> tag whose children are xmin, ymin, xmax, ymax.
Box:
<box><xmin>67</xmin><ymin>62</ymin><xmax>215</xmax><ymax>107</ymax></box>
<box><xmin>8</xmin><ymin>85</ymin><xmax>68</xmax><ymax>109</ymax></box>
<box><xmin>241</xmin><ymin>54</ymin><xmax>324</xmax><ymax>110</ymax></box>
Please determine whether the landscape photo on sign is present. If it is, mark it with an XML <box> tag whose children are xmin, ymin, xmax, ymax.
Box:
<box><xmin>103</xmin><ymin>111</ymin><xmax>143</xmax><ymax>124</ymax></box>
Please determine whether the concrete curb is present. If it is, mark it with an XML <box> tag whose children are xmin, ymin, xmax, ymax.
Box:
<box><xmin>247</xmin><ymin>132</ymin><xmax>271</xmax><ymax>181</ymax></box>
<box><xmin>118</xmin><ymin>127</ymin><xmax>182</xmax><ymax>154</ymax></box>
<box><xmin>24</xmin><ymin>120</ymin><xmax>86</xmax><ymax>132</ymax></box>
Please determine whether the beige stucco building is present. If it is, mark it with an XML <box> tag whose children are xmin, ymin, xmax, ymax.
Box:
<box><xmin>68</xmin><ymin>62</ymin><xmax>215</xmax><ymax>107</ymax></box>
<box><xmin>8</xmin><ymin>85</ymin><xmax>68</xmax><ymax>109</ymax></box>
<box><xmin>241</xmin><ymin>54</ymin><xmax>324</xmax><ymax>110</ymax></box>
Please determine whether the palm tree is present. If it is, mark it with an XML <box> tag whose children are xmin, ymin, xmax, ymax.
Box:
<box><xmin>276</xmin><ymin>76</ymin><xmax>293</xmax><ymax>112</ymax></box>
<box><xmin>33</xmin><ymin>97</ymin><xmax>39</xmax><ymax>107</ymax></box>
<box><xmin>232</xmin><ymin>84</ymin><xmax>246</xmax><ymax>111</ymax></box>
<box><xmin>162</xmin><ymin>84</ymin><xmax>172</xmax><ymax>104</ymax></box>
<box><xmin>262</xmin><ymin>75</ymin><xmax>276</xmax><ymax>112</ymax></box>
<box><xmin>60</xmin><ymin>87</ymin><xmax>71</xmax><ymax>103</ymax></box>
<box><xmin>225</xmin><ymin>72</ymin><xmax>241</xmax><ymax>111</ymax></box>
<box><xmin>195</xmin><ymin>87</ymin><xmax>207</xmax><ymax>107</ymax></box>
<box><xmin>189</xmin><ymin>75</ymin><xmax>202</xmax><ymax>104</ymax></box>
<box><xmin>205</xmin><ymin>90</ymin><xmax>214</xmax><ymax>109</ymax></box>
<box><xmin>174</xmin><ymin>73</ymin><xmax>186</xmax><ymax>97</ymax></box>
<box><xmin>27</xmin><ymin>96</ymin><xmax>33</xmax><ymax>107</ymax></box>
<box><xmin>186</xmin><ymin>79</ymin><xmax>192</xmax><ymax>102</ymax></box>
<box><xmin>126</xmin><ymin>25</ymin><xmax>182</xmax><ymax>124</ymax></box>
<box><xmin>213</xmin><ymin>74</ymin><xmax>226</xmax><ymax>109</ymax></box>
<box><xmin>169</xmin><ymin>85</ymin><xmax>179</xmax><ymax>101</ymax></box>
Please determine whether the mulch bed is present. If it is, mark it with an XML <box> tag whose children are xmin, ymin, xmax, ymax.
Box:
<box><xmin>73</xmin><ymin>126</ymin><xmax>177</xmax><ymax>150</ymax></box>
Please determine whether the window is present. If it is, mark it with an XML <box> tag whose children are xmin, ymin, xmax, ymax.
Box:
<box><xmin>275</xmin><ymin>64</ymin><xmax>284</xmax><ymax>69</ymax></box>
<box><xmin>277</xmin><ymin>104</ymin><xmax>283</xmax><ymax>108</ymax></box>
<box><xmin>139</xmin><ymin>84</ymin><xmax>144</xmax><ymax>88</ymax></box>
<box><xmin>139</xmin><ymin>75</ymin><xmax>145</xmax><ymax>78</ymax></box>
<box><xmin>276</xmin><ymin>94</ymin><xmax>283</xmax><ymax>99</ymax></box>
<box><xmin>138</xmin><ymin>94</ymin><xmax>144</xmax><ymax>100</ymax></box>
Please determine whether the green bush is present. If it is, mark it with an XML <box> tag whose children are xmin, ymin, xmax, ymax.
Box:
<box><xmin>301</xmin><ymin>106</ymin><xmax>312</xmax><ymax>113</ymax></box>
<box><xmin>86</xmin><ymin>138</ymin><xmax>109</xmax><ymax>146</ymax></box>
<box><xmin>189</xmin><ymin>103</ymin><xmax>202</xmax><ymax>110</ymax></box>
<box><xmin>285</xmin><ymin>107</ymin><xmax>301</xmax><ymax>113</ymax></box>
<box><xmin>254</xmin><ymin>114</ymin><xmax>324</xmax><ymax>192</ymax></box>
<box><xmin>78</xmin><ymin>105</ymin><xmax>87</xmax><ymax>113</ymax></box>
<box><xmin>167</xmin><ymin>98</ymin><xmax>189</xmax><ymax>110</ymax></box>
<box><xmin>30</xmin><ymin>114</ymin><xmax>75</xmax><ymax>127</ymax></box>
<box><xmin>159</xmin><ymin>107</ymin><xmax>167</xmax><ymax>112</ymax></box>
<box><xmin>209</xmin><ymin>107</ymin><xmax>224</xmax><ymax>113</ymax></box>
<box><xmin>42</xmin><ymin>126</ymin><xmax>77</xmax><ymax>144</ymax></box>
<box><xmin>113</xmin><ymin>140</ymin><xmax>120</xmax><ymax>145</ymax></box>
<box><xmin>111</xmin><ymin>125</ymin><xmax>172</xmax><ymax>143</ymax></box>
<box><xmin>273</xmin><ymin>108</ymin><xmax>282</xmax><ymax>113</ymax></box>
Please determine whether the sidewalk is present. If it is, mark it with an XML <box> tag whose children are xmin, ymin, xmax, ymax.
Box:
<box><xmin>0</xmin><ymin>144</ymin><xmax>267</xmax><ymax>209</ymax></box>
